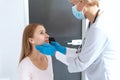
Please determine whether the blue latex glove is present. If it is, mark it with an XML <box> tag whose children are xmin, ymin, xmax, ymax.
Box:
<box><xmin>50</xmin><ymin>41</ymin><xmax>66</xmax><ymax>54</ymax></box>
<box><xmin>36</xmin><ymin>43</ymin><xmax>56</xmax><ymax>56</ymax></box>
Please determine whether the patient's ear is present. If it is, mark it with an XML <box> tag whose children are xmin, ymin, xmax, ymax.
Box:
<box><xmin>28</xmin><ymin>38</ymin><xmax>35</xmax><ymax>44</ymax></box>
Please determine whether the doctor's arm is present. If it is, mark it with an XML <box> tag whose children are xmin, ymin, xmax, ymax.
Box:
<box><xmin>66</xmin><ymin>27</ymin><xmax>108</xmax><ymax>73</ymax></box>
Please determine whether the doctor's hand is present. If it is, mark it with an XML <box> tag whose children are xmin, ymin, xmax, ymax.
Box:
<box><xmin>36</xmin><ymin>43</ymin><xmax>56</xmax><ymax>56</ymax></box>
<box><xmin>50</xmin><ymin>41</ymin><xmax>66</xmax><ymax>54</ymax></box>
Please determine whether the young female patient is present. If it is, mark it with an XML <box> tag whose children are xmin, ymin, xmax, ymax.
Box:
<box><xmin>18</xmin><ymin>23</ymin><xmax>55</xmax><ymax>80</ymax></box>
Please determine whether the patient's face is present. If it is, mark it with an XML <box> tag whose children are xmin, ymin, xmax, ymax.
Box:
<box><xmin>32</xmin><ymin>25</ymin><xmax>49</xmax><ymax>45</ymax></box>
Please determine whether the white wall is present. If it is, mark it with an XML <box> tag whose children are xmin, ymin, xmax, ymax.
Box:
<box><xmin>0</xmin><ymin>0</ymin><xmax>29</xmax><ymax>80</ymax></box>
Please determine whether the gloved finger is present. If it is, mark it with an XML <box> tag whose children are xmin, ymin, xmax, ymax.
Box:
<box><xmin>50</xmin><ymin>41</ymin><xmax>60</xmax><ymax>46</ymax></box>
<box><xmin>41</xmin><ymin>43</ymin><xmax>50</xmax><ymax>47</ymax></box>
<box><xmin>50</xmin><ymin>41</ymin><xmax>56</xmax><ymax>45</ymax></box>
<box><xmin>36</xmin><ymin>45</ymin><xmax>44</xmax><ymax>50</ymax></box>
<box><xmin>35</xmin><ymin>45</ymin><xmax>56</xmax><ymax>56</ymax></box>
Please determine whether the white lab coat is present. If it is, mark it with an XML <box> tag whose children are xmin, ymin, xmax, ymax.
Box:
<box><xmin>56</xmin><ymin>12</ymin><xmax>120</xmax><ymax>80</ymax></box>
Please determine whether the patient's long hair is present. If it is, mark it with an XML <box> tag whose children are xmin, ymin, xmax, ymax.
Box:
<box><xmin>19</xmin><ymin>23</ymin><xmax>42</xmax><ymax>63</ymax></box>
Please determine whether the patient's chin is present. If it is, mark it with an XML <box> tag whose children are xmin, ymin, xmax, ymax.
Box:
<box><xmin>45</xmin><ymin>40</ymin><xmax>49</xmax><ymax>43</ymax></box>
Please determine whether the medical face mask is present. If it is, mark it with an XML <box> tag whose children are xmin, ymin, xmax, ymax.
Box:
<box><xmin>72</xmin><ymin>5</ymin><xmax>85</xmax><ymax>20</ymax></box>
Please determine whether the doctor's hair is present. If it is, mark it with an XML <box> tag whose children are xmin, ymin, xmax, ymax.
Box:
<box><xmin>19</xmin><ymin>23</ymin><xmax>43</xmax><ymax>63</ymax></box>
<box><xmin>70</xmin><ymin>0</ymin><xmax>99</xmax><ymax>6</ymax></box>
<box><xmin>84</xmin><ymin>0</ymin><xmax>99</xmax><ymax>7</ymax></box>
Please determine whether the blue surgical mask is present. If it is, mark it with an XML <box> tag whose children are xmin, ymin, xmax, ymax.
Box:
<box><xmin>72</xmin><ymin>5</ymin><xmax>85</xmax><ymax>20</ymax></box>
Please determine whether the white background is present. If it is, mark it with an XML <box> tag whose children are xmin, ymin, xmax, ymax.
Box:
<box><xmin>0</xmin><ymin>0</ymin><xmax>120</xmax><ymax>80</ymax></box>
<box><xmin>0</xmin><ymin>0</ymin><xmax>28</xmax><ymax>80</ymax></box>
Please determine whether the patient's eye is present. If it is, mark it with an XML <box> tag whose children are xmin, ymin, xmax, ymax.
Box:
<box><xmin>40</xmin><ymin>31</ymin><xmax>47</xmax><ymax>34</ymax></box>
<box><xmin>40</xmin><ymin>31</ymin><xmax>44</xmax><ymax>34</ymax></box>
<box><xmin>79</xmin><ymin>0</ymin><xmax>83</xmax><ymax>3</ymax></box>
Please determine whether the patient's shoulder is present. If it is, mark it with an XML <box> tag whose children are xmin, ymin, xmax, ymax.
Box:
<box><xmin>18</xmin><ymin>57</ymin><xmax>32</xmax><ymax>70</ymax></box>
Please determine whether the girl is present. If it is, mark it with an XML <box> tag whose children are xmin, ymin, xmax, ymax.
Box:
<box><xmin>18</xmin><ymin>23</ymin><xmax>54</xmax><ymax>80</ymax></box>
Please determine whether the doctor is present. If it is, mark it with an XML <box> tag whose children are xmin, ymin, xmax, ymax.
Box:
<box><xmin>36</xmin><ymin>0</ymin><xmax>120</xmax><ymax>80</ymax></box>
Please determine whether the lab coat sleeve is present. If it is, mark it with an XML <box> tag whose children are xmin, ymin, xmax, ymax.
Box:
<box><xmin>66</xmin><ymin>27</ymin><xmax>108</xmax><ymax>73</ymax></box>
<box><xmin>55</xmin><ymin>48</ymin><xmax>77</xmax><ymax>66</ymax></box>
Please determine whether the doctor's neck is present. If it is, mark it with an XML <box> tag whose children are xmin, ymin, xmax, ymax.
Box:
<box><xmin>86</xmin><ymin>6</ymin><xmax>100</xmax><ymax>23</ymax></box>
